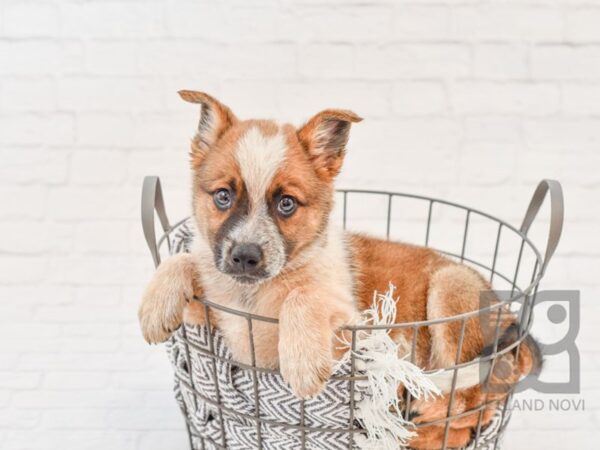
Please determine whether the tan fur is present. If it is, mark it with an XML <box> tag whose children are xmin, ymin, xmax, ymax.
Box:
<box><xmin>138</xmin><ymin>253</ymin><xmax>204</xmax><ymax>344</ymax></box>
<box><xmin>139</xmin><ymin>91</ymin><xmax>536</xmax><ymax>449</ymax></box>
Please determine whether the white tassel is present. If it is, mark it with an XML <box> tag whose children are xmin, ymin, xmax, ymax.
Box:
<box><xmin>337</xmin><ymin>284</ymin><xmax>441</xmax><ymax>449</ymax></box>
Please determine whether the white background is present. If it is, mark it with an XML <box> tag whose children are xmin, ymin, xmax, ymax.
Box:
<box><xmin>0</xmin><ymin>0</ymin><xmax>598</xmax><ymax>449</ymax></box>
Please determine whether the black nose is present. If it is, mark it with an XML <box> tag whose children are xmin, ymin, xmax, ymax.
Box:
<box><xmin>230</xmin><ymin>243</ymin><xmax>263</xmax><ymax>274</ymax></box>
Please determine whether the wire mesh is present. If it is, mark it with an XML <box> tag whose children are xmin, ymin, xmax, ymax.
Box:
<box><xmin>154</xmin><ymin>188</ymin><xmax>551</xmax><ymax>450</ymax></box>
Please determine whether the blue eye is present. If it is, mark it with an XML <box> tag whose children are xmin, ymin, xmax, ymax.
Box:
<box><xmin>277</xmin><ymin>196</ymin><xmax>297</xmax><ymax>216</ymax></box>
<box><xmin>214</xmin><ymin>189</ymin><xmax>232</xmax><ymax>210</ymax></box>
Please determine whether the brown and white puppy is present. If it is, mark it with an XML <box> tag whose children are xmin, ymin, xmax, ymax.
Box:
<box><xmin>138</xmin><ymin>91</ymin><xmax>541</xmax><ymax>449</ymax></box>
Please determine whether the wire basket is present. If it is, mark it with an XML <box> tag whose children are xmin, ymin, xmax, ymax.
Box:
<box><xmin>141</xmin><ymin>176</ymin><xmax>563</xmax><ymax>450</ymax></box>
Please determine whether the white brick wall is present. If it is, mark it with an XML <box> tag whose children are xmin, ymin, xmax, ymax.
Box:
<box><xmin>0</xmin><ymin>1</ymin><xmax>598</xmax><ymax>449</ymax></box>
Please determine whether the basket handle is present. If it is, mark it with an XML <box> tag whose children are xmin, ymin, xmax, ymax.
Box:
<box><xmin>519</xmin><ymin>179</ymin><xmax>564</xmax><ymax>274</ymax></box>
<box><xmin>141</xmin><ymin>176</ymin><xmax>171</xmax><ymax>268</ymax></box>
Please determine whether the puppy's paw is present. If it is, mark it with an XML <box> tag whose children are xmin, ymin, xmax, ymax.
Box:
<box><xmin>138</xmin><ymin>287</ymin><xmax>187</xmax><ymax>344</ymax></box>
<box><xmin>279</xmin><ymin>344</ymin><xmax>332</xmax><ymax>399</ymax></box>
<box><xmin>138</xmin><ymin>255</ymin><xmax>197</xmax><ymax>344</ymax></box>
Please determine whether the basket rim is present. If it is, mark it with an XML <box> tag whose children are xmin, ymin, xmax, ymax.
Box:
<box><xmin>157</xmin><ymin>188</ymin><xmax>546</xmax><ymax>326</ymax></box>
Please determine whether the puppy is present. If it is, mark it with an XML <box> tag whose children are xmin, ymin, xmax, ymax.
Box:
<box><xmin>138</xmin><ymin>91</ymin><xmax>541</xmax><ymax>449</ymax></box>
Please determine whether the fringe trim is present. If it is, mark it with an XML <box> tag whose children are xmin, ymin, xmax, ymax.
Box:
<box><xmin>337</xmin><ymin>284</ymin><xmax>441</xmax><ymax>449</ymax></box>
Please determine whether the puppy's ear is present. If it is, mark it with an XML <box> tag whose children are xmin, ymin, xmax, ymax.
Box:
<box><xmin>178</xmin><ymin>90</ymin><xmax>237</xmax><ymax>162</ymax></box>
<box><xmin>297</xmin><ymin>109</ymin><xmax>362</xmax><ymax>180</ymax></box>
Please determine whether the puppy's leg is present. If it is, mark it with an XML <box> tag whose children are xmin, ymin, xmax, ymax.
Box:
<box><xmin>409</xmin><ymin>425</ymin><xmax>472</xmax><ymax>450</ymax></box>
<box><xmin>138</xmin><ymin>253</ymin><xmax>204</xmax><ymax>344</ymax></box>
<box><xmin>418</xmin><ymin>265</ymin><xmax>516</xmax><ymax>443</ymax></box>
<box><xmin>278</xmin><ymin>288</ymin><xmax>352</xmax><ymax>399</ymax></box>
<box><xmin>427</xmin><ymin>265</ymin><xmax>492</xmax><ymax>368</ymax></box>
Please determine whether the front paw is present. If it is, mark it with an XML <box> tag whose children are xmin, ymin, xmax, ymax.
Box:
<box><xmin>138</xmin><ymin>258</ymin><xmax>195</xmax><ymax>344</ymax></box>
<box><xmin>138</xmin><ymin>284</ymin><xmax>188</xmax><ymax>344</ymax></box>
<box><xmin>279</xmin><ymin>346</ymin><xmax>333</xmax><ymax>399</ymax></box>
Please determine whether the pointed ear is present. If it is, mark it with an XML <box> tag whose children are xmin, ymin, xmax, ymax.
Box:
<box><xmin>178</xmin><ymin>90</ymin><xmax>238</xmax><ymax>160</ymax></box>
<box><xmin>297</xmin><ymin>109</ymin><xmax>362</xmax><ymax>179</ymax></box>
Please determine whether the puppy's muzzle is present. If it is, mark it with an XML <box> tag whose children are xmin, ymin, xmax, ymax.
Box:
<box><xmin>229</xmin><ymin>243</ymin><xmax>264</xmax><ymax>278</ymax></box>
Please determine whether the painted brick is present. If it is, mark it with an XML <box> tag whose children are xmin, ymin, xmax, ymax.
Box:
<box><xmin>3</xmin><ymin>2</ymin><xmax>59</xmax><ymax>37</ymax></box>
<box><xmin>300</xmin><ymin>6</ymin><xmax>392</xmax><ymax>41</ymax></box>
<box><xmin>0</xmin><ymin>113</ymin><xmax>74</xmax><ymax>145</ymax></box>
<box><xmin>451</xmin><ymin>82</ymin><xmax>560</xmax><ymax>115</ymax></box>
<box><xmin>565</xmin><ymin>8</ymin><xmax>600</xmax><ymax>42</ymax></box>
<box><xmin>0</xmin><ymin>186</ymin><xmax>48</xmax><ymax>219</ymax></box>
<box><xmin>70</xmin><ymin>151</ymin><xmax>128</xmax><ymax>185</ymax></box>
<box><xmin>58</xmin><ymin>77</ymin><xmax>163</xmax><ymax>112</ymax></box>
<box><xmin>473</xmin><ymin>45</ymin><xmax>529</xmax><ymax>80</ymax></box>
<box><xmin>355</xmin><ymin>44</ymin><xmax>470</xmax><ymax>79</ymax></box>
<box><xmin>0</xmin><ymin>149</ymin><xmax>69</xmax><ymax>185</ymax></box>
<box><xmin>48</xmin><ymin>187</ymin><xmax>138</xmax><ymax>220</ymax></box>
<box><xmin>299</xmin><ymin>43</ymin><xmax>355</xmax><ymax>78</ymax></box>
<box><xmin>76</xmin><ymin>113</ymin><xmax>134</xmax><ymax>147</ymax></box>
<box><xmin>137</xmin><ymin>41</ymin><xmax>227</xmax><ymax>76</ymax></box>
<box><xmin>84</xmin><ymin>42</ymin><xmax>138</xmax><ymax>76</ymax></box>
<box><xmin>392</xmin><ymin>81</ymin><xmax>447</xmax><ymax>115</ymax></box>
<box><xmin>60</xmin><ymin>2</ymin><xmax>164</xmax><ymax>38</ymax></box>
<box><xmin>562</xmin><ymin>84</ymin><xmax>600</xmax><ymax>115</ymax></box>
<box><xmin>450</xmin><ymin>5</ymin><xmax>563</xmax><ymax>42</ymax></box>
<box><xmin>391</xmin><ymin>5</ymin><xmax>449</xmax><ymax>40</ymax></box>
<box><xmin>532</xmin><ymin>45</ymin><xmax>600</xmax><ymax>80</ymax></box>
<box><xmin>226</xmin><ymin>44</ymin><xmax>297</xmax><ymax>79</ymax></box>
<box><xmin>0</xmin><ymin>78</ymin><xmax>56</xmax><ymax>112</ymax></box>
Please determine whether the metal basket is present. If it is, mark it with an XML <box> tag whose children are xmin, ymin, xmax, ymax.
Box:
<box><xmin>141</xmin><ymin>176</ymin><xmax>563</xmax><ymax>450</ymax></box>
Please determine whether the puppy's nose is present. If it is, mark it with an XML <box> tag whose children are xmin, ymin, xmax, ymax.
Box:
<box><xmin>230</xmin><ymin>243</ymin><xmax>263</xmax><ymax>274</ymax></box>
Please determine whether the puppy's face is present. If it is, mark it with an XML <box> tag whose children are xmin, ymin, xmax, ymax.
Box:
<box><xmin>179</xmin><ymin>90</ymin><xmax>361</xmax><ymax>284</ymax></box>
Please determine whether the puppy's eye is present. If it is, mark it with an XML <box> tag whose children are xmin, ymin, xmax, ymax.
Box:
<box><xmin>213</xmin><ymin>189</ymin><xmax>233</xmax><ymax>210</ymax></box>
<box><xmin>277</xmin><ymin>195</ymin><xmax>297</xmax><ymax>217</ymax></box>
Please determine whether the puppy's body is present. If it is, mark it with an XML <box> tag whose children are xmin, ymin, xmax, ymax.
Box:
<box><xmin>191</xmin><ymin>229</ymin><xmax>487</xmax><ymax>364</ymax></box>
<box><xmin>139</xmin><ymin>91</ymin><xmax>540</xmax><ymax>449</ymax></box>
